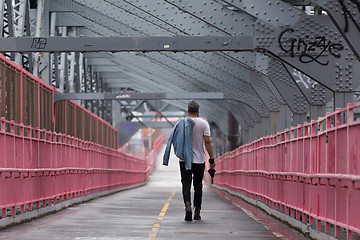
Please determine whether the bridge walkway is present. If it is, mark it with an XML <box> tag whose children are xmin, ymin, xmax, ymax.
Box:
<box><xmin>0</xmin><ymin>148</ymin><xmax>308</xmax><ymax>240</ymax></box>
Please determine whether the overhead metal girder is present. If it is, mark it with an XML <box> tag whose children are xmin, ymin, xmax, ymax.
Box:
<box><xmin>161</xmin><ymin>0</ymin><xmax>255</xmax><ymax>36</ymax></box>
<box><xmin>253</xmin><ymin>15</ymin><xmax>360</xmax><ymax>96</ymax></box>
<box><xmin>81</xmin><ymin>0</ymin><xmax>273</xmax><ymax>115</ymax></box>
<box><xmin>85</xmin><ymin>53</ymin><xmax>196</xmax><ymax>94</ymax></box>
<box><xmin>50</xmin><ymin>0</ymin><xmax>142</xmax><ymax>36</ymax></box>
<box><xmin>115</xmin><ymin>53</ymin><xmax>211</xmax><ymax>92</ymax></box>
<box><xmin>56</xmin><ymin>12</ymin><xmax>92</xmax><ymax>27</ymax></box>
<box><xmin>144</xmin><ymin>52</ymin><xmax>268</xmax><ymax>117</ymax></box>
<box><xmin>101</xmin><ymin>0</ymin><xmax>271</xmax><ymax>120</ymax></box>
<box><xmin>70</xmin><ymin>0</ymin><xmax>318</xmax><ymax>120</ymax></box>
<box><xmin>141</xmin><ymin>0</ymin><xmax>277</xmax><ymax>114</ymax></box>
<box><xmin>308</xmin><ymin>0</ymin><xmax>360</xmax><ymax>61</ymax></box>
<box><xmin>161</xmin><ymin>0</ymin><xmax>314</xmax><ymax>116</ymax></box>
<box><xmin>86</xmin><ymin>52</ymin><xmax>211</xmax><ymax>93</ymax></box>
<box><xmin>87</xmin><ymin>58</ymin><xmax>118</xmax><ymax>66</ymax></box>
<box><xmin>219</xmin><ymin>0</ymin><xmax>302</xmax><ymax>29</ymax></box>
<box><xmin>50</xmin><ymin>0</ymin><xmax>268</xmax><ymax>124</ymax></box>
<box><xmin>0</xmin><ymin>35</ymin><xmax>255</xmax><ymax>52</ymax></box>
<box><xmin>44</xmin><ymin>0</ymin><xmax>357</xmax><ymax>135</ymax></box>
<box><xmin>54</xmin><ymin>91</ymin><xmax>225</xmax><ymax>102</ymax></box>
<box><xmin>223</xmin><ymin>50</ymin><xmax>330</xmax><ymax>121</ymax></box>
<box><xmin>267</xmin><ymin>59</ymin><xmax>309</xmax><ymax>116</ymax></box>
<box><xmin>283</xmin><ymin>64</ymin><xmax>333</xmax><ymax>116</ymax></box>
<box><xmin>216</xmin><ymin>0</ymin><xmax>359</xmax><ymax>108</ymax></box>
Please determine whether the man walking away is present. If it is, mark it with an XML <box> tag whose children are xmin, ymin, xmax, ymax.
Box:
<box><xmin>163</xmin><ymin>100</ymin><xmax>215</xmax><ymax>221</ymax></box>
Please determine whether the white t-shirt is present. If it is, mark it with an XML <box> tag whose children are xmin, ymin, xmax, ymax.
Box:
<box><xmin>191</xmin><ymin>117</ymin><xmax>210</xmax><ymax>164</ymax></box>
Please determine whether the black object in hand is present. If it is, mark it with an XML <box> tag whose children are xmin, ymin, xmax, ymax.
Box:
<box><xmin>208</xmin><ymin>169</ymin><xmax>216</xmax><ymax>184</ymax></box>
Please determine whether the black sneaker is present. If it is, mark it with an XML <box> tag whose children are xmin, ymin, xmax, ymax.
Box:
<box><xmin>184</xmin><ymin>202</ymin><xmax>192</xmax><ymax>221</ymax></box>
<box><xmin>194</xmin><ymin>207</ymin><xmax>201</xmax><ymax>220</ymax></box>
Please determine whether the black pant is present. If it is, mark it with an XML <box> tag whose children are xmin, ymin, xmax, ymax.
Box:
<box><xmin>179</xmin><ymin>161</ymin><xmax>205</xmax><ymax>209</ymax></box>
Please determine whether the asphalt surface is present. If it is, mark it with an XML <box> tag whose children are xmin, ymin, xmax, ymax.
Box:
<box><xmin>0</xmin><ymin>147</ymin><xmax>309</xmax><ymax>240</ymax></box>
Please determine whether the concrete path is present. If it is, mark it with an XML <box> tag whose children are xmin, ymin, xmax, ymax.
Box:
<box><xmin>0</xmin><ymin>148</ymin><xmax>308</xmax><ymax>239</ymax></box>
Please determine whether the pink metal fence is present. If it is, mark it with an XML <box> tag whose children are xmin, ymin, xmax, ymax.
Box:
<box><xmin>149</xmin><ymin>133</ymin><xmax>165</xmax><ymax>172</ymax></box>
<box><xmin>0</xmin><ymin>117</ymin><xmax>164</xmax><ymax>218</ymax></box>
<box><xmin>0</xmin><ymin>53</ymin><xmax>118</xmax><ymax>149</ymax></box>
<box><xmin>214</xmin><ymin>103</ymin><xmax>360</xmax><ymax>240</ymax></box>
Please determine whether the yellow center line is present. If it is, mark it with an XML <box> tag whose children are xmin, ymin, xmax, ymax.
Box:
<box><xmin>147</xmin><ymin>189</ymin><xmax>176</xmax><ymax>240</ymax></box>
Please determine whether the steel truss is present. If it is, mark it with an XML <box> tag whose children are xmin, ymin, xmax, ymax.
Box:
<box><xmin>1</xmin><ymin>0</ymin><xmax>359</xmax><ymax>150</ymax></box>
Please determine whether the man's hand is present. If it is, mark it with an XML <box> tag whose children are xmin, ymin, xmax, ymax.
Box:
<box><xmin>209</xmin><ymin>158</ymin><xmax>216</xmax><ymax>169</ymax></box>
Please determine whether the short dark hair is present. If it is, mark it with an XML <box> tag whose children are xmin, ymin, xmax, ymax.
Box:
<box><xmin>188</xmin><ymin>100</ymin><xmax>199</xmax><ymax>113</ymax></box>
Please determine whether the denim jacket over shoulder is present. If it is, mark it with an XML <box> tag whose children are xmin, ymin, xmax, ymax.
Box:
<box><xmin>163</xmin><ymin>117</ymin><xmax>195</xmax><ymax>170</ymax></box>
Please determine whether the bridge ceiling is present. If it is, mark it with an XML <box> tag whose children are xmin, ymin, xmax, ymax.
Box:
<box><xmin>1</xmin><ymin>0</ymin><xmax>359</xmax><ymax>142</ymax></box>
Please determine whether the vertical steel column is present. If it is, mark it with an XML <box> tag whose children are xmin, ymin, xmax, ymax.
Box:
<box><xmin>227</xmin><ymin>111</ymin><xmax>239</xmax><ymax>151</ymax></box>
<box><xmin>0</xmin><ymin>0</ymin><xmax>5</xmax><ymax>37</ymax></box>
<box><xmin>78</xmin><ymin>53</ymin><xmax>84</xmax><ymax>92</ymax></box>
<box><xmin>53</xmin><ymin>53</ymin><xmax>59</xmax><ymax>87</ymax></box>
<box><xmin>68</xmin><ymin>27</ymin><xmax>76</xmax><ymax>93</ymax></box>
<box><xmin>248</xmin><ymin>126</ymin><xmax>254</xmax><ymax>143</ymax></box>
<box><xmin>23</xmin><ymin>1</ymin><xmax>32</xmax><ymax>72</ymax></box>
<box><xmin>68</xmin><ymin>52</ymin><xmax>75</xmax><ymax>93</ymax></box>
<box><xmin>106</xmin><ymin>84</ymin><xmax>112</xmax><ymax>124</ymax></box>
<box><xmin>89</xmin><ymin>67</ymin><xmax>94</xmax><ymax>112</ymax></box>
<box><xmin>41</xmin><ymin>0</ymin><xmax>50</xmax><ymax>84</ymax></box>
<box><xmin>310</xmin><ymin>105</ymin><xmax>326</xmax><ymax>121</ymax></box>
<box><xmin>102</xmin><ymin>82</ymin><xmax>108</xmax><ymax>121</ymax></box>
<box><xmin>261</xmin><ymin>117</ymin><xmax>270</xmax><ymax>137</ymax></box>
<box><xmin>95</xmin><ymin>72</ymin><xmax>99</xmax><ymax>116</ymax></box>
<box><xmin>13</xmin><ymin>0</ymin><xmax>26</xmax><ymax>65</ymax></box>
<box><xmin>269</xmin><ymin>111</ymin><xmax>278</xmax><ymax>135</ymax></box>
<box><xmin>253</xmin><ymin>123</ymin><xmax>260</xmax><ymax>141</ymax></box>
<box><xmin>335</xmin><ymin>92</ymin><xmax>354</xmax><ymax>108</ymax></box>
<box><xmin>74</xmin><ymin>52</ymin><xmax>80</xmax><ymax>93</ymax></box>
<box><xmin>241</xmin><ymin>128</ymin><xmax>248</xmax><ymax>145</ymax></box>
<box><xmin>293</xmin><ymin>114</ymin><xmax>307</xmax><ymax>126</ymax></box>
<box><xmin>99</xmin><ymin>77</ymin><xmax>104</xmax><ymax>119</ymax></box>
<box><xmin>221</xmin><ymin>133</ymin><xmax>226</xmax><ymax>156</ymax></box>
<box><xmin>108</xmin><ymin>97</ymin><xmax>113</xmax><ymax>125</ymax></box>
<box><xmin>49</xmin><ymin>12</ymin><xmax>56</xmax><ymax>86</ymax></box>
<box><xmin>278</xmin><ymin>104</ymin><xmax>291</xmax><ymax>131</ymax></box>
<box><xmin>5</xmin><ymin>0</ymin><xmax>14</xmax><ymax>60</ymax></box>
<box><xmin>212</xmin><ymin>127</ymin><xmax>217</xmax><ymax>157</ymax></box>
<box><xmin>32</xmin><ymin>0</ymin><xmax>44</xmax><ymax>76</ymax></box>
<box><xmin>58</xmin><ymin>26</ymin><xmax>67</xmax><ymax>92</ymax></box>
<box><xmin>83</xmin><ymin>57</ymin><xmax>89</xmax><ymax>109</ymax></box>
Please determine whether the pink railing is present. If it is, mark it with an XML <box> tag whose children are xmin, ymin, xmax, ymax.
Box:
<box><xmin>214</xmin><ymin>103</ymin><xmax>360</xmax><ymax>240</ymax></box>
<box><xmin>0</xmin><ymin>118</ymin><xmax>163</xmax><ymax>218</ymax></box>
<box><xmin>0</xmin><ymin>53</ymin><xmax>118</xmax><ymax>149</ymax></box>
<box><xmin>148</xmin><ymin>133</ymin><xmax>165</xmax><ymax>172</ymax></box>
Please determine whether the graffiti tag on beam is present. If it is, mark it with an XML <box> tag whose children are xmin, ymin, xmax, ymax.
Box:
<box><xmin>116</xmin><ymin>94</ymin><xmax>131</xmax><ymax>99</ymax></box>
<box><xmin>31</xmin><ymin>38</ymin><xmax>47</xmax><ymax>49</ymax></box>
<box><xmin>278</xmin><ymin>28</ymin><xmax>344</xmax><ymax>66</ymax></box>
<box><xmin>292</xmin><ymin>69</ymin><xmax>318</xmax><ymax>89</ymax></box>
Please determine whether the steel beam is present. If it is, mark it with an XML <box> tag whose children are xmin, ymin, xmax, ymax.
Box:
<box><xmin>0</xmin><ymin>35</ymin><xmax>255</xmax><ymax>52</ymax></box>
<box><xmin>309</xmin><ymin>0</ymin><xmax>360</xmax><ymax>61</ymax></box>
<box><xmin>54</xmin><ymin>91</ymin><xmax>224</xmax><ymax>102</ymax></box>
<box><xmin>51</xmin><ymin>0</ymin><xmax>265</xmax><ymax>125</ymax></box>
<box><xmin>138</xmin><ymin>121</ymin><xmax>177</xmax><ymax>128</ymax></box>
